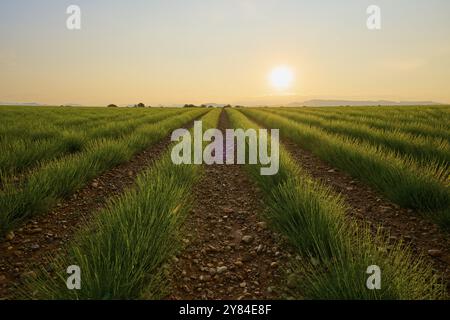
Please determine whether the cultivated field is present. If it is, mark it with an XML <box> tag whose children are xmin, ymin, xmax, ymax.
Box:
<box><xmin>0</xmin><ymin>105</ymin><xmax>449</xmax><ymax>300</ymax></box>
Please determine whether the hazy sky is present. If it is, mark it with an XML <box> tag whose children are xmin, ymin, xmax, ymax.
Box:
<box><xmin>1</xmin><ymin>0</ymin><xmax>449</xmax><ymax>106</ymax></box>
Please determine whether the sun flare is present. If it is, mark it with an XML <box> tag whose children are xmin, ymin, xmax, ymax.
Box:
<box><xmin>269</xmin><ymin>66</ymin><xmax>294</xmax><ymax>90</ymax></box>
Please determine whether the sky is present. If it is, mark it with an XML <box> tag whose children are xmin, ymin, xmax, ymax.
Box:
<box><xmin>0</xmin><ymin>0</ymin><xmax>449</xmax><ymax>106</ymax></box>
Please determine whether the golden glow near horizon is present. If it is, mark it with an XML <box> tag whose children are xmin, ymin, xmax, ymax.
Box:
<box><xmin>1</xmin><ymin>1</ymin><xmax>450</xmax><ymax>106</ymax></box>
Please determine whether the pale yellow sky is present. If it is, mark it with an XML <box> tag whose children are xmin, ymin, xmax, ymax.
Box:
<box><xmin>1</xmin><ymin>1</ymin><xmax>450</xmax><ymax>106</ymax></box>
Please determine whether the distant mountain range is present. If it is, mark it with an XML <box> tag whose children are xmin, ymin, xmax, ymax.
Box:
<box><xmin>286</xmin><ymin>100</ymin><xmax>443</xmax><ymax>107</ymax></box>
<box><xmin>0</xmin><ymin>102</ymin><xmax>44</xmax><ymax>106</ymax></box>
<box><xmin>177</xmin><ymin>100</ymin><xmax>445</xmax><ymax>107</ymax></box>
<box><xmin>0</xmin><ymin>102</ymin><xmax>84</xmax><ymax>107</ymax></box>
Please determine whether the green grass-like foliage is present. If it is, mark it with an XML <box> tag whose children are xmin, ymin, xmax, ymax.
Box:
<box><xmin>0</xmin><ymin>109</ymin><xmax>207</xmax><ymax>235</ymax></box>
<box><xmin>240</xmin><ymin>108</ymin><xmax>450</xmax><ymax>229</ymax></box>
<box><xmin>23</xmin><ymin>156</ymin><xmax>198</xmax><ymax>299</ymax></box>
<box><xmin>269</xmin><ymin>108</ymin><xmax>450</xmax><ymax>167</ymax></box>
<box><xmin>227</xmin><ymin>108</ymin><xmax>446</xmax><ymax>300</ymax></box>
<box><xmin>0</xmin><ymin>108</ymin><xmax>181</xmax><ymax>177</ymax></box>
<box><xmin>22</xmin><ymin>109</ymin><xmax>221</xmax><ymax>299</ymax></box>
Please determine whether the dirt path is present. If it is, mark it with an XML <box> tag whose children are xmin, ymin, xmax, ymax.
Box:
<box><xmin>283</xmin><ymin>139</ymin><xmax>450</xmax><ymax>291</ymax></box>
<box><xmin>168</xmin><ymin>111</ymin><xmax>291</xmax><ymax>300</ymax></box>
<box><xmin>0</xmin><ymin>120</ymin><xmax>196</xmax><ymax>299</ymax></box>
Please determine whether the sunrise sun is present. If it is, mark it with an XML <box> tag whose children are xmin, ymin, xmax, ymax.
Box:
<box><xmin>269</xmin><ymin>66</ymin><xmax>294</xmax><ymax>90</ymax></box>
